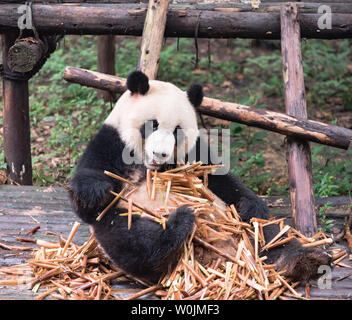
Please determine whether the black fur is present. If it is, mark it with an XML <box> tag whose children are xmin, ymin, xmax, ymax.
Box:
<box><xmin>69</xmin><ymin>77</ymin><xmax>330</xmax><ymax>283</ymax></box>
<box><xmin>126</xmin><ymin>70</ymin><xmax>150</xmax><ymax>95</ymax></box>
<box><xmin>187</xmin><ymin>83</ymin><xmax>204</xmax><ymax>107</ymax></box>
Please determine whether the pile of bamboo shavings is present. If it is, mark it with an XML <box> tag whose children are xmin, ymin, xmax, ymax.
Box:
<box><xmin>104</xmin><ymin>162</ymin><xmax>339</xmax><ymax>300</ymax></box>
<box><xmin>0</xmin><ymin>222</ymin><xmax>127</xmax><ymax>300</ymax></box>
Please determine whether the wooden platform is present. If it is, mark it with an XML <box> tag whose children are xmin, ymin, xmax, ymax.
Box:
<box><xmin>0</xmin><ymin>185</ymin><xmax>351</xmax><ymax>300</ymax></box>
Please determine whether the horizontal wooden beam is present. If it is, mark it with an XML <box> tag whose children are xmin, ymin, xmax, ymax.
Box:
<box><xmin>0</xmin><ymin>1</ymin><xmax>348</xmax><ymax>6</ymax></box>
<box><xmin>0</xmin><ymin>4</ymin><xmax>351</xmax><ymax>39</ymax></box>
<box><xmin>63</xmin><ymin>66</ymin><xmax>352</xmax><ymax>150</ymax></box>
<box><xmin>0</xmin><ymin>0</ymin><xmax>144</xmax><ymax>3</ymax></box>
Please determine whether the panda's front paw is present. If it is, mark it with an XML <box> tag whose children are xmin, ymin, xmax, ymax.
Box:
<box><xmin>87</xmin><ymin>180</ymin><xmax>113</xmax><ymax>209</ymax></box>
<box><xmin>167</xmin><ymin>205</ymin><xmax>195</xmax><ymax>235</ymax></box>
<box><xmin>71</xmin><ymin>179</ymin><xmax>113</xmax><ymax>210</ymax></box>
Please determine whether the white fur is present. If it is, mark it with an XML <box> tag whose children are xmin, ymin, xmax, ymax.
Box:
<box><xmin>104</xmin><ymin>80</ymin><xmax>199</xmax><ymax>166</ymax></box>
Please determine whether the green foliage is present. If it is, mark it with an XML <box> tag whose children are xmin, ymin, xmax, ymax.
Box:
<box><xmin>227</xmin><ymin>122</ymin><xmax>272</xmax><ymax>194</ymax></box>
<box><xmin>0</xmin><ymin>152</ymin><xmax>6</xmax><ymax>170</ymax></box>
<box><xmin>115</xmin><ymin>39</ymin><xmax>139</xmax><ymax>77</ymax></box>
<box><xmin>244</xmin><ymin>53</ymin><xmax>284</xmax><ymax>98</ymax></box>
<box><xmin>302</xmin><ymin>39</ymin><xmax>352</xmax><ymax>109</ymax></box>
<box><xmin>312</xmin><ymin>145</ymin><xmax>352</xmax><ymax>196</ymax></box>
<box><xmin>159</xmin><ymin>39</ymin><xmax>241</xmax><ymax>90</ymax></box>
<box><xmin>314</xmin><ymin>172</ymin><xmax>338</xmax><ymax>231</ymax></box>
<box><xmin>239</xmin><ymin>39</ymin><xmax>352</xmax><ymax>111</ymax></box>
<box><xmin>312</xmin><ymin>144</ymin><xmax>352</xmax><ymax>231</ymax></box>
<box><xmin>318</xmin><ymin>201</ymin><xmax>334</xmax><ymax>233</ymax></box>
<box><xmin>231</xmin><ymin>151</ymin><xmax>272</xmax><ymax>193</ymax></box>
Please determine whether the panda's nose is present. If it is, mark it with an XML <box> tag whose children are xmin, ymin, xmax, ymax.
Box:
<box><xmin>153</xmin><ymin>151</ymin><xmax>167</xmax><ymax>158</ymax></box>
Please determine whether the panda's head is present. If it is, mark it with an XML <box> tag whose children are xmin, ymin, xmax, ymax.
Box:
<box><xmin>104</xmin><ymin>71</ymin><xmax>203</xmax><ymax>170</ymax></box>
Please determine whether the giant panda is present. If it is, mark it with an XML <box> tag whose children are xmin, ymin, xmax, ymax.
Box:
<box><xmin>69</xmin><ymin>71</ymin><xmax>331</xmax><ymax>284</ymax></box>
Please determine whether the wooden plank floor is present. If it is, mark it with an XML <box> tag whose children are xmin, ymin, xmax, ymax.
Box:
<box><xmin>0</xmin><ymin>185</ymin><xmax>157</xmax><ymax>300</ymax></box>
<box><xmin>0</xmin><ymin>185</ymin><xmax>351</xmax><ymax>300</ymax></box>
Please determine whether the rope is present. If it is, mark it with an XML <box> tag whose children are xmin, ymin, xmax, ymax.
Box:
<box><xmin>193</xmin><ymin>11</ymin><xmax>202</xmax><ymax>69</ymax></box>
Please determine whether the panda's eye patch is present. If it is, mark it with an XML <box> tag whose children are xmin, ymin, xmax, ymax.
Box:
<box><xmin>152</xmin><ymin>120</ymin><xmax>159</xmax><ymax>130</ymax></box>
<box><xmin>140</xmin><ymin>119</ymin><xmax>159</xmax><ymax>138</ymax></box>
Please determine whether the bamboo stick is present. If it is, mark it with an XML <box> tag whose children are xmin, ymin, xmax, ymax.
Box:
<box><xmin>104</xmin><ymin>170</ymin><xmax>136</xmax><ymax>186</ymax></box>
<box><xmin>62</xmin><ymin>222</ymin><xmax>81</xmax><ymax>256</ymax></box>
<box><xmin>96</xmin><ymin>187</ymin><xmax>127</xmax><ymax>221</ymax></box>
<box><xmin>302</xmin><ymin>238</ymin><xmax>333</xmax><ymax>248</ymax></box>
<box><xmin>261</xmin><ymin>225</ymin><xmax>291</xmax><ymax>251</ymax></box>
<box><xmin>124</xmin><ymin>285</ymin><xmax>161</xmax><ymax>300</ymax></box>
<box><xmin>127</xmin><ymin>198</ymin><xmax>133</xmax><ymax>230</ymax></box>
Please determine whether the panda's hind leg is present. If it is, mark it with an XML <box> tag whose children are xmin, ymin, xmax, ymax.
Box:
<box><xmin>236</xmin><ymin>189</ymin><xmax>332</xmax><ymax>282</ymax></box>
<box><xmin>93</xmin><ymin>205</ymin><xmax>195</xmax><ymax>283</ymax></box>
<box><xmin>207</xmin><ymin>173</ymin><xmax>331</xmax><ymax>281</ymax></box>
<box><xmin>262</xmin><ymin>232</ymin><xmax>332</xmax><ymax>282</ymax></box>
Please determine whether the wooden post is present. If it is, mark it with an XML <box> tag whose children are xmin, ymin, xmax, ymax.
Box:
<box><xmin>2</xmin><ymin>33</ymin><xmax>33</xmax><ymax>185</ymax></box>
<box><xmin>280</xmin><ymin>3</ymin><xmax>316</xmax><ymax>236</ymax></box>
<box><xmin>138</xmin><ymin>0</ymin><xmax>169</xmax><ymax>79</ymax></box>
<box><xmin>97</xmin><ymin>35</ymin><xmax>115</xmax><ymax>102</ymax></box>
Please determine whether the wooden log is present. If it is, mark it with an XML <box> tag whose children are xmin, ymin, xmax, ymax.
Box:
<box><xmin>0</xmin><ymin>0</ymin><xmax>341</xmax><ymax>3</ymax></box>
<box><xmin>2</xmin><ymin>33</ymin><xmax>33</xmax><ymax>185</ymax></box>
<box><xmin>7</xmin><ymin>37</ymin><xmax>44</xmax><ymax>73</ymax></box>
<box><xmin>64</xmin><ymin>67</ymin><xmax>126</xmax><ymax>93</ymax></box>
<box><xmin>0</xmin><ymin>0</ymin><xmax>146</xmax><ymax>3</ymax></box>
<box><xmin>138</xmin><ymin>0</ymin><xmax>169</xmax><ymax>79</ymax></box>
<box><xmin>63</xmin><ymin>66</ymin><xmax>352</xmax><ymax>150</ymax></box>
<box><xmin>97</xmin><ymin>35</ymin><xmax>116</xmax><ymax>102</ymax></box>
<box><xmin>0</xmin><ymin>4</ymin><xmax>351</xmax><ymax>39</ymax></box>
<box><xmin>1</xmin><ymin>1</ymin><xmax>351</xmax><ymax>13</ymax></box>
<box><xmin>197</xmin><ymin>98</ymin><xmax>352</xmax><ymax>150</ymax></box>
<box><xmin>280</xmin><ymin>3</ymin><xmax>316</xmax><ymax>236</ymax></box>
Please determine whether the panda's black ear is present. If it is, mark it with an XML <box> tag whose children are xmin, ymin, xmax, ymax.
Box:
<box><xmin>126</xmin><ymin>71</ymin><xmax>150</xmax><ymax>95</ymax></box>
<box><xmin>187</xmin><ymin>83</ymin><xmax>204</xmax><ymax>107</ymax></box>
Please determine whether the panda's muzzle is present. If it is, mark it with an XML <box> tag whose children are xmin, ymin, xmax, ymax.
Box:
<box><xmin>144</xmin><ymin>127</ymin><xmax>176</xmax><ymax>167</ymax></box>
<box><xmin>145</xmin><ymin>154</ymin><xmax>166</xmax><ymax>169</ymax></box>
<box><xmin>153</xmin><ymin>151</ymin><xmax>167</xmax><ymax>159</ymax></box>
